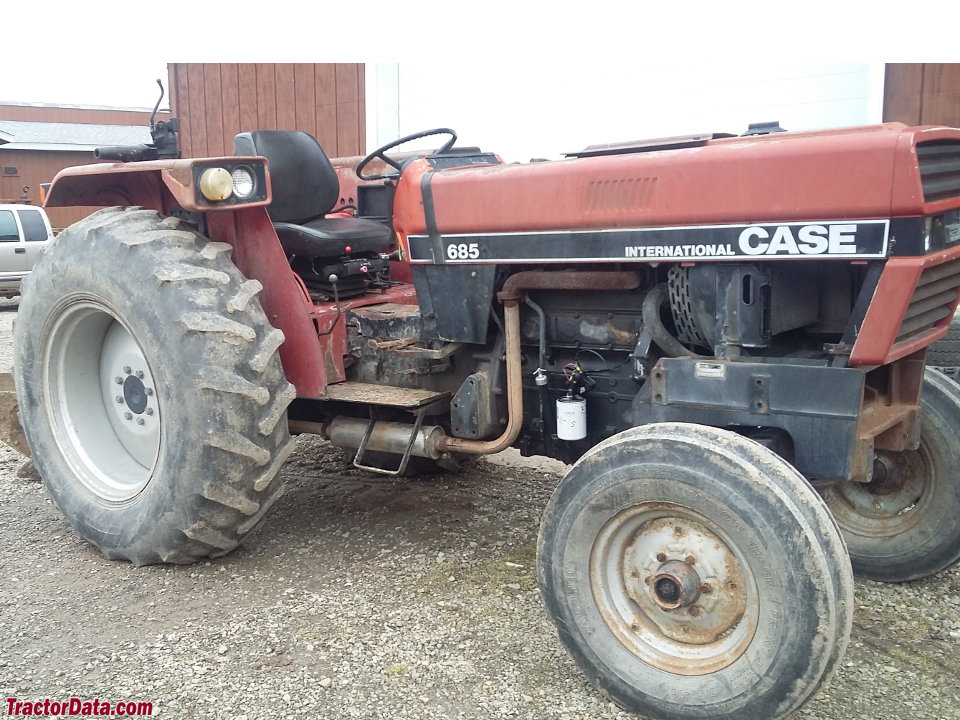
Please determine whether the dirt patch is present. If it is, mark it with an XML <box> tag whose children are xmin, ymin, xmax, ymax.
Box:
<box><xmin>0</xmin><ymin>373</ymin><xmax>30</xmax><ymax>457</ymax></box>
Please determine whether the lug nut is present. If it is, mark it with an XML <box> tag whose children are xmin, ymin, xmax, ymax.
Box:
<box><xmin>136</xmin><ymin>370</ymin><xmax>144</xmax><ymax>379</ymax></box>
<box><xmin>115</xmin><ymin>377</ymin><xmax>123</xmax><ymax>384</ymax></box>
<box><xmin>115</xmin><ymin>396</ymin><xmax>123</xmax><ymax>403</ymax></box>
<box><xmin>684</xmin><ymin>555</ymin><xmax>697</xmax><ymax>566</ymax></box>
<box><xmin>146</xmin><ymin>408</ymin><xmax>154</xmax><ymax>416</ymax></box>
<box><xmin>136</xmin><ymin>418</ymin><xmax>145</xmax><ymax>426</ymax></box>
<box><xmin>123</xmin><ymin>366</ymin><xmax>131</xmax><ymax>375</ymax></box>
<box><xmin>689</xmin><ymin>606</ymin><xmax>701</xmax><ymax>617</ymax></box>
<box><xmin>145</xmin><ymin>388</ymin><xmax>154</xmax><ymax>396</ymax></box>
<box><xmin>656</xmin><ymin>552</ymin><xmax>667</xmax><ymax>562</ymax></box>
<box><xmin>701</xmin><ymin>583</ymin><xmax>713</xmax><ymax>594</ymax></box>
<box><xmin>123</xmin><ymin>412</ymin><xmax>132</xmax><ymax>420</ymax></box>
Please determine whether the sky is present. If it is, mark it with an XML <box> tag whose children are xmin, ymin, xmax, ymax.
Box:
<box><xmin>2</xmin><ymin>61</ymin><xmax>171</xmax><ymax>109</ymax></box>
<box><xmin>1</xmin><ymin>3</ymin><xmax>946</xmax><ymax>111</ymax></box>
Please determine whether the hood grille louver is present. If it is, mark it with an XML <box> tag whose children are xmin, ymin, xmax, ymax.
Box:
<box><xmin>917</xmin><ymin>140</ymin><xmax>960</xmax><ymax>203</ymax></box>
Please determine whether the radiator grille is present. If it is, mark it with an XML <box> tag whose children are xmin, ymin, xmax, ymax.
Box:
<box><xmin>895</xmin><ymin>257</ymin><xmax>960</xmax><ymax>344</ymax></box>
<box><xmin>584</xmin><ymin>177</ymin><xmax>657</xmax><ymax>214</ymax></box>
<box><xmin>917</xmin><ymin>140</ymin><xmax>960</xmax><ymax>203</ymax></box>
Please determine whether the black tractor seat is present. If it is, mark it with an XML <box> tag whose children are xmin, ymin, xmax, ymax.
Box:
<box><xmin>273</xmin><ymin>217</ymin><xmax>390</xmax><ymax>259</ymax></box>
<box><xmin>234</xmin><ymin>129</ymin><xmax>394</xmax><ymax>297</ymax></box>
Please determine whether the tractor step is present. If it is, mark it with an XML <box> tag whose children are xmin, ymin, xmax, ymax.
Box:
<box><xmin>352</xmin><ymin>406</ymin><xmax>429</xmax><ymax>476</ymax></box>
<box><xmin>323</xmin><ymin>381</ymin><xmax>450</xmax><ymax>409</ymax></box>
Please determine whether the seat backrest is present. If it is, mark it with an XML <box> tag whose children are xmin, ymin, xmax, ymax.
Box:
<box><xmin>234</xmin><ymin>130</ymin><xmax>340</xmax><ymax>224</ymax></box>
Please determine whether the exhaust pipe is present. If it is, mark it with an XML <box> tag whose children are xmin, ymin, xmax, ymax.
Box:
<box><xmin>326</xmin><ymin>417</ymin><xmax>445</xmax><ymax>460</ymax></box>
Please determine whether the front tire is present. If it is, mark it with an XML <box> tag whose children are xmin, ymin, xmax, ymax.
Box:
<box><xmin>824</xmin><ymin>369</ymin><xmax>960</xmax><ymax>582</ymax></box>
<box><xmin>538</xmin><ymin>422</ymin><xmax>853</xmax><ymax>720</ymax></box>
<box><xmin>14</xmin><ymin>207</ymin><xmax>296</xmax><ymax>565</ymax></box>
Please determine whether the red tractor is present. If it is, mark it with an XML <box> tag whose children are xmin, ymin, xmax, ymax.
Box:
<box><xmin>13</xmin><ymin>107</ymin><xmax>960</xmax><ymax>720</ymax></box>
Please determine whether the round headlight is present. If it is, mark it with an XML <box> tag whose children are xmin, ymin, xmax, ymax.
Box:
<box><xmin>231</xmin><ymin>167</ymin><xmax>256</xmax><ymax>199</ymax></box>
<box><xmin>198</xmin><ymin>167</ymin><xmax>233</xmax><ymax>202</ymax></box>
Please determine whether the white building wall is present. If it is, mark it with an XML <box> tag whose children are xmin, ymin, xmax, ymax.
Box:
<box><xmin>367</xmin><ymin>62</ymin><xmax>886</xmax><ymax>163</ymax></box>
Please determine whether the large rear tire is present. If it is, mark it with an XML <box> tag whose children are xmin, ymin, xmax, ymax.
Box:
<box><xmin>538</xmin><ymin>422</ymin><xmax>853</xmax><ymax>720</ymax></box>
<box><xmin>824</xmin><ymin>369</ymin><xmax>960</xmax><ymax>581</ymax></box>
<box><xmin>14</xmin><ymin>207</ymin><xmax>296</xmax><ymax>565</ymax></box>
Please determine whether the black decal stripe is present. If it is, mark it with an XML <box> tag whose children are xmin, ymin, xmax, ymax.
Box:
<box><xmin>407</xmin><ymin>220</ymin><xmax>891</xmax><ymax>263</ymax></box>
<box><xmin>419</xmin><ymin>170</ymin><xmax>444</xmax><ymax>264</ymax></box>
<box><xmin>839</xmin><ymin>261</ymin><xmax>885</xmax><ymax>351</ymax></box>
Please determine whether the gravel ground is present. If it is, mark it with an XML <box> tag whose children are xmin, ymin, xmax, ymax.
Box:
<box><xmin>1</xmin><ymin>296</ymin><xmax>959</xmax><ymax>720</ymax></box>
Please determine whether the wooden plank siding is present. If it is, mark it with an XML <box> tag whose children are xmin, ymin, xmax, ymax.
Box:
<box><xmin>0</xmin><ymin>103</ymin><xmax>163</xmax><ymax>125</ymax></box>
<box><xmin>884</xmin><ymin>64</ymin><xmax>960</xmax><ymax>127</ymax></box>
<box><xmin>203</xmin><ymin>64</ymin><xmax>225</xmax><ymax>158</ymax></box>
<box><xmin>275</xmin><ymin>65</ymin><xmax>297</xmax><ymax>131</ymax></box>
<box><xmin>168</xmin><ymin>63</ymin><xmax>365</xmax><ymax>158</ymax></box>
<box><xmin>314</xmin><ymin>65</ymin><xmax>339</xmax><ymax>152</ymax></box>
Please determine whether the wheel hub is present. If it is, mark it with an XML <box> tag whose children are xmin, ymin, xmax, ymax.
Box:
<box><xmin>122</xmin><ymin>374</ymin><xmax>148</xmax><ymax>414</ymax></box>
<box><xmin>650</xmin><ymin>560</ymin><xmax>701</xmax><ymax>610</ymax></box>
<box><xmin>100</xmin><ymin>322</ymin><xmax>160</xmax><ymax>470</ymax></box>
<box><xmin>866</xmin><ymin>453</ymin><xmax>911</xmax><ymax>496</ymax></box>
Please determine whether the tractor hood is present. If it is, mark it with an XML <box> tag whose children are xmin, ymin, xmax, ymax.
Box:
<box><xmin>393</xmin><ymin>123</ymin><xmax>960</xmax><ymax>238</ymax></box>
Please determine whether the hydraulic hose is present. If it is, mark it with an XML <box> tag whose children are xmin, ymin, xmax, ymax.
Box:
<box><xmin>94</xmin><ymin>145</ymin><xmax>157</xmax><ymax>162</ymax></box>
<box><xmin>524</xmin><ymin>296</ymin><xmax>552</xmax><ymax>444</ymax></box>
<box><xmin>524</xmin><ymin>296</ymin><xmax>547</xmax><ymax>371</ymax></box>
<box><xmin>642</xmin><ymin>283</ymin><xmax>708</xmax><ymax>358</ymax></box>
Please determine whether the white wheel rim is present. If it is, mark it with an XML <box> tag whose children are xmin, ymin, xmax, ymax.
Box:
<box><xmin>44</xmin><ymin>300</ymin><xmax>161</xmax><ymax>502</ymax></box>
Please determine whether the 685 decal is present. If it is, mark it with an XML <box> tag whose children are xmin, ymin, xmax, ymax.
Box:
<box><xmin>446</xmin><ymin>242</ymin><xmax>481</xmax><ymax>260</ymax></box>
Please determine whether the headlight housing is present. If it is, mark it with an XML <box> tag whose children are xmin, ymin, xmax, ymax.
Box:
<box><xmin>192</xmin><ymin>160</ymin><xmax>267</xmax><ymax>207</ymax></box>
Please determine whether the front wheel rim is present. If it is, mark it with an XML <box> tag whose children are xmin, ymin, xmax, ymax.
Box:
<box><xmin>828</xmin><ymin>449</ymin><xmax>931</xmax><ymax>538</ymax></box>
<box><xmin>43</xmin><ymin>299</ymin><xmax>161</xmax><ymax>502</ymax></box>
<box><xmin>590</xmin><ymin>501</ymin><xmax>759</xmax><ymax>676</ymax></box>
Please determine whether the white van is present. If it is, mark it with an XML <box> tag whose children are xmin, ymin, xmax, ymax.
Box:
<box><xmin>0</xmin><ymin>205</ymin><xmax>55</xmax><ymax>298</ymax></box>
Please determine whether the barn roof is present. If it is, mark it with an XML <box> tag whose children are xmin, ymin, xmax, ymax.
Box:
<box><xmin>0</xmin><ymin>120</ymin><xmax>151</xmax><ymax>152</ymax></box>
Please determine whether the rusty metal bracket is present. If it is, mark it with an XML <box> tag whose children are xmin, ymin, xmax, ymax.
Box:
<box><xmin>650</xmin><ymin>365</ymin><xmax>667</xmax><ymax>405</ymax></box>
<box><xmin>750</xmin><ymin>374</ymin><xmax>770</xmax><ymax>415</ymax></box>
<box><xmin>848</xmin><ymin>351</ymin><xmax>925</xmax><ymax>482</ymax></box>
<box><xmin>366</xmin><ymin>336</ymin><xmax>417</xmax><ymax>350</ymax></box>
<box><xmin>392</xmin><ymin>342</ymin><xmax>463</xmax><ymax>360</ymax></box>
<box><xmin>352</xmin><ymin>406</ymin><xmax>429</xmax><ymax>476</ymax></box>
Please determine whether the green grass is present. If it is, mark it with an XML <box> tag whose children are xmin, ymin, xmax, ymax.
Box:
<box><xmin>427</xmin><ymin>543</ymin><xmax>539</xmax><ymax>595</ymax></box>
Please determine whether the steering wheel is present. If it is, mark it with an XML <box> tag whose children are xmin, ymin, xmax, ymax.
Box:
<box><xmin>356</xmin><ymin>128</ymin><xmax>457</xmax><ymax>181</ymax></box>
